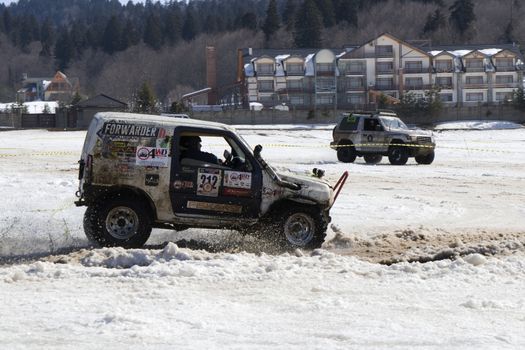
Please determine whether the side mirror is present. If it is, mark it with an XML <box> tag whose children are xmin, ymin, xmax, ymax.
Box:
<box><xmin>223</xmin><ymin>149</ymin><xmax>231</xmax><ymax>160</ymax></box>
<box><xmin>254</xmin><ymin>144</ymin><xmax>262</xmax><ymax>158</ymax></box>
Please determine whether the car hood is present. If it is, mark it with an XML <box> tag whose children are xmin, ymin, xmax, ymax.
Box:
<box><xmin>277</xmin><ymin>172</ymin><xmax>333</xmax><ymax>205</ymax></box>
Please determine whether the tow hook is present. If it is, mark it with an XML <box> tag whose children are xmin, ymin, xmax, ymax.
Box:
<box><xmin>330</xmin><ymin>171</ymin><xmax>348</xmax><ymax>208</ymax></box>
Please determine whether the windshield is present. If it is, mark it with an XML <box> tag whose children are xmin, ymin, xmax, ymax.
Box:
<box><xmin>380</xmin><ymin>116</ymin><xmax>408</xmax><ymax>130</ymax></box>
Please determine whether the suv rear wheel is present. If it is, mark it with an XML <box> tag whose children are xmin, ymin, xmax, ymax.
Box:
<box><xmin>388</xmin><ymin>145</ymin><xmax>409</xmax><ymax>165</ymax></box>
<box><xmin>84</xmin><ymin>197</ymin><xmax>152</xmax><ymax>248</ymax></box>
<box><xmin>336</xmin><ymin>142</ymin><xmax>356</xmax><ymax>163</ymax></box>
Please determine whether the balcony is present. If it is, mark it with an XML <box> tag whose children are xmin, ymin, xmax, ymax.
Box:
<box><xmin>434</xmin><ymin>66</ymin><xmax>454</xmax><ymax>73</ymax></box>
<box><xmin>493</xmin><ymin>82</ymin><xmax>520</xmax><ymax>88</ymax></box>
<box><xmin>464</xmin><ymin>67</ymin><xmax>485</xmax><ymax>73</ymax></box>
<box><xmin>403</xmin><ymin>84</ymin><xmax>432</xmax><ymax>90</ymax></box>
<box><xmin>376</xmin><ymin>68</ymin><xmax>394</xmax><ymax>74</ymax></box>
<box><xmin>374</xmin><ymin>84</ymin><xmax>398</xmax><ymax>91</ymax></box>
<box><xmin>463</xmin><ymin>83</ymin><xmax>488</xmax><ymax>89</ymax></box>
<box><xmin>496</xmin><ymin>66</ymin><xmax>516</xmax><ymax>72</ymax></box>
<box><xmin>316</xmin><ymin>70</ymin><xmax>335</xmax><ymax>76</ymax></box>
<box><xmin>436</xmin><ymin>83</ymin><xmax>453</xmax><ymax>90</ymax></box>
<box><xmin>256</xmin><ymin>71</ymin><xmax>274</xmax><ymax>76</ymax></box>
<box><xmin>346</xmin><ymin>85</ymin><xmax>366</xmax><ymax>91</ymax></box>
<box><xmin>403</xmin><ymin>67</ymin><xmax>429</xmax><ymax>74</ymax></box>
<box><xmin>344</xmin><ymin>69</ymin><xmax>367</xmax><ymax>76</ymax></box>
<box><xmin>286</xmin><ymin>70</ymin><xmax>304</xmax><ymax>76</ymax></box>
<box><xmin>277</xmin><ymin>87</ymin><xmax>304</xmax><ymax>94</ymax></box>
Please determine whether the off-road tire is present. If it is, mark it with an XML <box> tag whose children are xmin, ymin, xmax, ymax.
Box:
<box><xmin>264</xmin><ymin>205</ymin><xmax>327</xmax><ymax>249</ymax></box>
<box><xmin>83</xmin><ymin>197</ymin><xmax>152</xmax><ymax>248</ymax></box>
<box><xmin>364</xmin><ymin>154</ymin><xmax>382</xmax><ymax>164</ymax></box>
<box><xmin>336</xmin><ymin>142</ymin><xmax>356</xmax><ymax>163</ymax></box>
<box><xmin>388</xmin><ymin>146</ymin><xmax>409</xmax><ymax>165</ymax></box>
<box><xmin>415</xmin><ymin>151</ymin><xmax>435</xmax><ymax>165</ymax></box>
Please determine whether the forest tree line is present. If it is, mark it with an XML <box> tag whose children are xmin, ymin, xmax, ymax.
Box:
<box><xmin>0</xmin><ymin>0</ymin><xmax>522</xmax><ymax>105</ymax></box>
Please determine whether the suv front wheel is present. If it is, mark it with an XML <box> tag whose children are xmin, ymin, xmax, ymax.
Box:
<box><xmin>415</xmin><ymin>151</ymin><xmax>435</xmax><ymax>165</ymax></box>
<box><xmin>388</xmin><ymin>145</ymin><xmax>409</xmax><ymax>165</ymax></box>
<box><xmin>84</xmin><ymin>197</ymin><xmax>152</xmax><ymax>248</ymax></box>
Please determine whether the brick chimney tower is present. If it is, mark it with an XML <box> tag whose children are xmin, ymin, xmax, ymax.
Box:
<box><xmin>206</xmin><ymin>46</ymin><xmax>218</xmax><ymax>105</ymax></box>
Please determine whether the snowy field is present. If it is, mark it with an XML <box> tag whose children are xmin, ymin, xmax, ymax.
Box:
<box><xmin>1</xmin><ymin>121</ymin><xmax>524</xmax><ymax>349</ymax></box>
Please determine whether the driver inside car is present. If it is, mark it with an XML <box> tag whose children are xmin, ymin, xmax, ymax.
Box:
<box><xmin>179</xmin><ymin>136</ymin><xmax>219</xmax><ymax>164</ymax></box>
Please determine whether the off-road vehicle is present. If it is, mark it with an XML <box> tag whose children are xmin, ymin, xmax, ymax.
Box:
<box><xmin>76</xmin><ymin>112</ymin><xmax>347</xmax><ymax>249</ymax></box>
<box><xmin>330</xmin><ymin>111</ymin><xmax>436</xmax><ymax>165</ymax></box>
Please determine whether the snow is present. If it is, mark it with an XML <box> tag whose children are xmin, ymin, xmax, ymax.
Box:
<box><xmin>1</xmin><ymin>120</ymin><xmax>525</xmax><ymax>349</ymax></box>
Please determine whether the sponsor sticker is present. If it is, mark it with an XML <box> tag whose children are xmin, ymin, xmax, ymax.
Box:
<box><xmin>224</xmin><ymin>171</ymin><xmax>252</xmax><ymax>189</ymax></box>
<box><xmin>197</xmin><ymin>168</ymin><xmax>221</xmax><ymax>197</ymax></box>
<box><xmin>100</xmin><ymin>122</ymin><xmax>165</xmax><ymax>138</ymax></box>
<box><xmin>187</xmin><ymin>200</ymin><xmax>242</xmax><ymax>214</ymax></box>
<box><xmin>145</xmin><ymin>174</ymin><xmax>160</xmax><ymax>186</ymax></box>
<box><xmin>135</xmin><ymin>146</ymin><xmax>169</xmax><ymax>167</ymax></box>
<box><xmin>173</xmin><ymin>180</ymin><xmax>194</xmax><ymax>190</ymax></box>
<box><xmin>222</xmin><ymin>187</ymin><xmax>251</xmax><ymax>197</ymax></box>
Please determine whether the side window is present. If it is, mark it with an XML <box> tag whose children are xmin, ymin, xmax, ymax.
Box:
<box><xmin>339</xmin><ymin>115</ymin><xmax>359</xmax><ymax>131</ymax></box>
<box><xmin>178</xmin><ymin>133</ymin><xmax>252</xmax><ymax>171</ymax></box>
<box><xmin>363</xmin><ymin>118</ymin><xmax>383</xmax><ymax>131</ymax></box>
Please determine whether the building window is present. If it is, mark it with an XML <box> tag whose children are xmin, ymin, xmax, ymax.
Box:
<box><xmin>405</xmin><ymin>61</ymin><xmax>423</xmax><ymax>73</ymax></box>
<box><xmin>344</xmin><ymin>61</ymin><xmax>366</xmax><ymax>74</ymax></box>
<box><xmin>376</xmin><ymin>61</ymin><xmax>393</xmax><ymax>74</ymax></box>
<box><xmin>286</xmin><ymin>79</ymin><xmax>303</xmax><ymax>90</ymax></box>
<box><xmin>466</xmin><ymin>76</ymin><xmax>484</xmax><ymax>85</ymax></box>
<box><xmin>348</xmin><ymin>77</ymin><xmax>364</xmax><ymax>89</ymax></box>
<box><xmin>258</xmin><ymin>80</ymin><xmax>274</xmax><ymax>92</ymax></box>
<box><xmin>257</xmin><ymin>63</ymin><xmax>274</xmax><ymax>75</ymax></box>
<box><xmin>347</xmin><ymin>94</ymin><xmax>365</xmax><ymax>104</ymax></box>
<box><xmin>495</xmin><ymin>92</ymin><xmax>513</xmax><ymax>102</ymax></box>
<box><xmin>376</xmin><ymin>78</ymin><xmax>394</xmax><ymax>90</ymax></box>
<box><xmin>435</xmin><ymin>60</ymin><xmax>453</xmax><ymax>72</ymax></box>
<box><xmin>375</xmin><ymin>45</ymin><xmax>393</xmax><ymax>57</ymax></box>
<box><xmin>317</xmin><ymin>78</ymin><xmax>335</xmax><ymax>91</ymax></box>
<box><xmin>465</xmin><ymin>59</ymin><xmax>484</xmax><ymax>71</ymax></box>
<box><xmin>495</xmin><ymin>75</ymin><xmax>513</xmax><ymax>84</ymax></box>
<box><xmin>439</xmin><ymin>93</ymin><xmax>453</xmax><ymax>102</ymax></box>
<box><xmin>495</xmin><ymin>58</ymin><xmax>513</xmax><ymax>70</ymax></box>
<box><xmin>316</xmin><ymin>63</ymin><xmax>334</xmax><ymax>74</ymax></box>
<box><xmin>286</xmin><ymin>63</ymin><xmax>303</xmax><ymax>75</ymax></box>
<box><xmin>436</xmin><ymin>77</ymin><xmax>453</xmax><ymax>88</ymax></box>
<box><xmin>289</xmin><ymin>96</ymin><xmax>304</xmax><ymax>105</ymax></box>
<box><xmin>466</xmin><ymin>92</ymin><xmax>484</xmax><ymax>102</ymax></box>
<box><xmin>405</xmin><ymin>77</ymin><xmax>423</xmax><ymax>89</ymax></box>
<box><xmin>316</xmin><ymin>95</ymin><xmax>334</xmax><ymax>105</ymax></box>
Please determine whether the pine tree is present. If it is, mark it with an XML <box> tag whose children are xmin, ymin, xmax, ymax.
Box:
<box><xmin>334</xmin><ymin>0</ymin><xmax>358</xmax><ymax>27</ymax></box>
<box><xmin>54</xmin><ymin>29</ymin><xmax>75</xmax><ymax>70</ymax></box>
<box><xmin>133</xmin><ymin>82</ymin><xmax>158</xmax><ymax>114</ymax></box>
<box><xmin>236</xmin><ymin>12</ymin><xmax>257</xmax><ymax>31</ymax></box>
<box><xmin>282</xmin><ymin>0</ymin><xmax>297</xmax><ymax>31</ymax></box>
<box><xmin>182</xmin><ymin>6</ymin><xmax>197</xmax><ymax>41</ymax></box>
<box><xmin>144</xmin><ymin>14</ymin><xmax>163</xmax><ymax>50</ymax></box>
<box><xmin>449</xmin><ymin>0</ymin><xmax>475</xmax><ymax>36</ymax></box>
<box><xmin>122</xmin><ymin>19</ymin><xmax>141</xmax><ymax>49</ymax></box>
<box><xmin>164</xmin><ymin>9</ymin><xmax>182</xmax><ymax>45</ymax></box>
<box><xmin>423</xmin><ymin>9</ymin><xmax>445</xmax><ymax>34</ymax></box>
<box><xmin>40</xmin><ymin>18</ymin><xmax>54</xmax><ymax>57</ymax></box>
<box><xmin>294</xmin><ymin>0</ymin><xmax>323</xmax><ymax>48</ymax></box>
<box><xmin>262</xmin><ymin>0</ymin><xmax>280</xmax><ymax>41</ymax></box>
<box><xmin>102</xmin><ymin>16</ymin><xmax>122</xmax><ymax>54</ymax></box>
<box><xmin>314</xmin><ymin>0</ymin><xmax>336</xmax><ymax>28</ymax></box>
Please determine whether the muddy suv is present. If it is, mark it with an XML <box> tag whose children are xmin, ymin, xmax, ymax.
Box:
<box><xmin>76</xmin><ymin>112</ymin><xmax>346</xmax><ymax>249</ymax></box>
<box><xmin>330</xmin><ymin>111</ymin><xmax>435</xmax><ymax>165</ymax></box>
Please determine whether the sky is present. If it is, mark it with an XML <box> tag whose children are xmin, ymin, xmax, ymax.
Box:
<box><xmin>0</xmin><ymin>120</ymin><xmax>524</xmax><ymax>348</ymax></box>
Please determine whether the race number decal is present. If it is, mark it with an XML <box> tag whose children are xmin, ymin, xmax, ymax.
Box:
<box><xmin>197</xmin><ymin>168</ymin><xmax>221</xmax><ymax>197</ymax></box>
